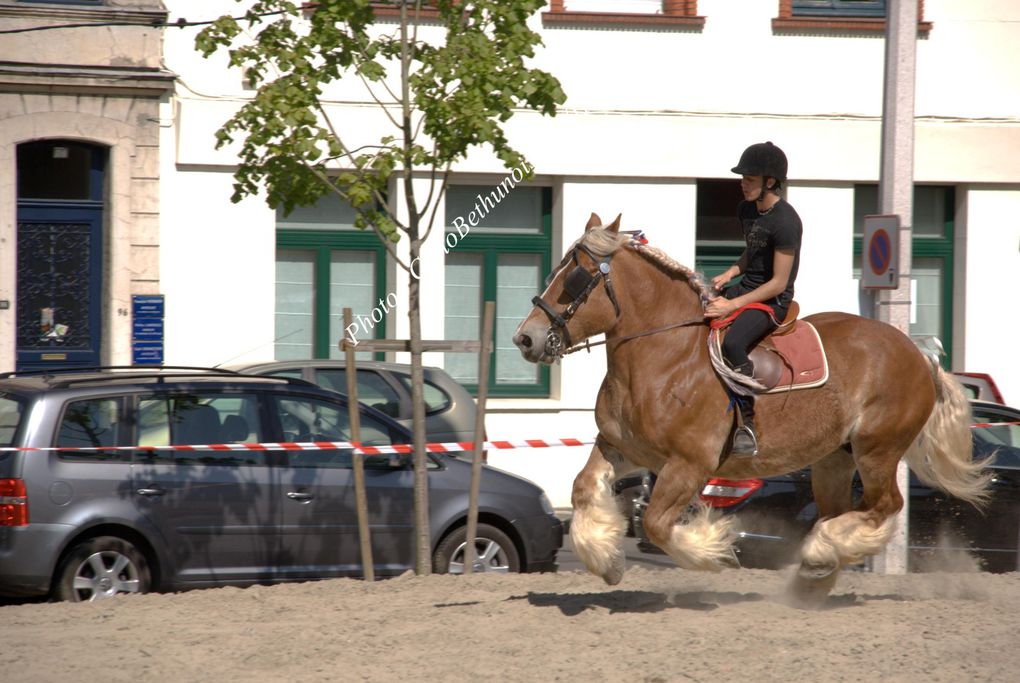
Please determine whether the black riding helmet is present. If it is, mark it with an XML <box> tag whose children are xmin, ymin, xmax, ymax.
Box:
<box><xmin>731</xmin><ymin>141</ymin><xmax>788</xmax><ymax>188</ymax></box>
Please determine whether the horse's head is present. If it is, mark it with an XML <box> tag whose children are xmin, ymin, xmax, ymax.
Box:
<box><xmin>513</xmin><ymin>212</ymin><xmax>630</xmax><ymax>364</ymax></box>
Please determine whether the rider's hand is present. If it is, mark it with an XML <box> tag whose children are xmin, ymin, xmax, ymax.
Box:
<box><xmin>710</xmin><ymin>273</ymin><xmax>728</xmax><ymax>292</ymax></box>
<box><xmin>705</xmin><ymin>296</ymin><xmax>737</xmax><ymax>319</ymax></box>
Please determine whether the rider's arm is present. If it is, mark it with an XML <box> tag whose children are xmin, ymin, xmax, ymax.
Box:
<box><xmin>724</xmin><ymin>249</ymin><xmax>795</xmax><ymax>309</ymax></box>
<box><xmin>711</xmin><ymin>252</ymin><xmax>748</xmax><ymax>291</ymax></box>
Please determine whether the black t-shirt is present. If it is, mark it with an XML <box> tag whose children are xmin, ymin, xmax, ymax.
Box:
<box><xmin>734</xmin><ymin>198</ymin><xmax>802</xmax><ymax>308</ymax></box>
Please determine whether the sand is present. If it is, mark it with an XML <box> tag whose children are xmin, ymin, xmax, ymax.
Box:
<box><xmin>1</xmin><ymin>565</ymin><xmax>1017</xmax><ymax>682</ymax></box>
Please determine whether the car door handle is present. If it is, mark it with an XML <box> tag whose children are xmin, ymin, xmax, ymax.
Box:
<box><xmin>286</xmin><ymin>491</ymin><xmax>314</xmax><ymax>502</ymax></box>
<box><xmin>136</xmin><ymin>486</ymin><xmax>167</xmax><ymax>497</ymax></box>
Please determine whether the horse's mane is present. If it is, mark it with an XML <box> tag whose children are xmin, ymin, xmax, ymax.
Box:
<box><xmin>579</xmin><ymin>227</ymin><xmax>713</xmax><ymax>306</ymax></box>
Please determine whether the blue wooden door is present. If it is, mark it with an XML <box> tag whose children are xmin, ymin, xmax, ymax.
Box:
<box><xmin>15</xmin><ymin>141</ymin><xmax>106</xmax><ymax>372</ymax></box>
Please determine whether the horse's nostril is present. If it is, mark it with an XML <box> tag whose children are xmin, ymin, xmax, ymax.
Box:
<box><xmin>516</xmin><ymin>334</ymin><xmax>532</xmax><ymax>349</ymax></box>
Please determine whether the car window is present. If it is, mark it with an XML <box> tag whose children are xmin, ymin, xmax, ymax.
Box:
<box><xmin>136</xmin><ymin>393</ymin><xmax>265</xmax><ymax>466</ymax></box>
<box><xmin>314</xmin><ymin>369</ymin><xmax>402</xmax><ymax>418</ymax></box>
<box><xmin>958</xmin><ymin>382</ymin><xmax>981</xmax><ymax>401</ymax></box>
<box><xmin>971</xmin><ymin>407</ymin><xmax>1020</xmax><ymax>468</ymax></box>
<box><xmin>0</xmin><ymin>394</ymin><xmax>24</xmax><ymax>446</ymax></box>
<box><xmin>395</xmin><ymin>376</ymin><xmax>452</xmax><ymax>415</ymax></box>
<box><xmin>972</xmin><ymin>409</ymin><xmax>1020</xmax><ymax>448</ymax></box>
<box><xmin>274</xmin><ymin>395</ymin><xmax>404</xmax><ymax>469</ymax></box>
<box><xmin>56</xmin><ymin>397</ymin><xmax>130</xmax><ymax>462</ymax></box>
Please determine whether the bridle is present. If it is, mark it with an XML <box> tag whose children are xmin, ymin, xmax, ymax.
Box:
<box><xmin>531</xmin><ymin>233</ymin><xmax>708</xmax><ymax>358</ymax></box>
<box><xmin>531</xmin><ymin>242</ymin><xmax>622</xmax><ymax>356</ymax></box>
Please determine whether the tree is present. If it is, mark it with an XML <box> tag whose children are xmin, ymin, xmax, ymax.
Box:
<box><xmin>196</xmin><ymin>0</ymin><xmax>565</xmax><ymax>574</ymax></box>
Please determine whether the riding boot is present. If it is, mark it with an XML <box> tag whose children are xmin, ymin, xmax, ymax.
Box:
<box><xmin>731</xmin><ymin>362</ymin><xmax>759</xmax><ymax>457</ymax></box>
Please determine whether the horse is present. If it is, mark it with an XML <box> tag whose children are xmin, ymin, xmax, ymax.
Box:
<box><xmin>513</xmin><ymin>213</ymin><xmax>991</xmax><ymax>602</ymax></box>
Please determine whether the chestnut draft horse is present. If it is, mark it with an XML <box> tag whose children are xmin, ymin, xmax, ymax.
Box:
<box><xmin>513</xmin><ymin>214</ymin><xmax>991</xmax><ymax>600</ymax></box>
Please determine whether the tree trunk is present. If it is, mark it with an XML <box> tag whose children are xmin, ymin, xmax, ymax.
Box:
<box><xmin>407</xmin><ymin>236</ymin><xmax>431</xmax><ymax>576</ymax></box>
<box><xmin>400</xmin><ymin>0</ymin><xmax>431</xmax><ymax>576</ymax></box>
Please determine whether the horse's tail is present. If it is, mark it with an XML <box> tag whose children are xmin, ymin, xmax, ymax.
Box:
<box><xmin>903</xmin><ymin>360</ymin><xmax>994</xmax><ymax>507</ymax></box>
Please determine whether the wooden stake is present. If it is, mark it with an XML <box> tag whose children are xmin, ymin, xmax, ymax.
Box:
<box><xmin>344</xmin><ymin>308</ymin><xmax>374</xmax><ymax>581</ymax></box>
<box><xmin>463</xmin><ymin>301</ymin><xmax>495</xmax><ymax>575</ymax></box>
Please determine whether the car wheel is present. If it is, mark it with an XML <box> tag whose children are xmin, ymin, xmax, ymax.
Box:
<box><xmin>433</xmin><ymin>523</ymin><xmax>521</xmax><ymax>574</ymax></box>
<box><xmin>54</xmin><ymin>536</ymin><xmax>151</xmax><ymax>602</ymax></box>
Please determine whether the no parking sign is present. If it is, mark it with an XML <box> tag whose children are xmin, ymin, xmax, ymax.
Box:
<box><xmin>862</xmin><ymin>215</ymin><xmax>899</xmax><ymax>289</ymax></box>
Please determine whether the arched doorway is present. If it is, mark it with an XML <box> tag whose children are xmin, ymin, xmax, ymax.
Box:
<box><xmin>16</xmin><ymin>140</ymin><xmax>107</xmax><ymax>371</ymax></box>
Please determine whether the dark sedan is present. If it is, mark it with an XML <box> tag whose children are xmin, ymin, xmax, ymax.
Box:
<box><xmin>619</xmin><ymin>400</ymin><xmax>1020</xmax><ymax>572</ymax></box>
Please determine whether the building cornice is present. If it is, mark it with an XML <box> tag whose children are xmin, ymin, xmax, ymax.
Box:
<box><xmin>0</xmin><ymin>61</ymin><xmax>175</xmax><ymax>97</ymax></box>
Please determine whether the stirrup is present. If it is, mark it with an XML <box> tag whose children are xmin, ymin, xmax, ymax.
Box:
<box><xmin>731</xmin><ymin>426</ymin><xmax>759</xmax><ymax>457</ymax></box>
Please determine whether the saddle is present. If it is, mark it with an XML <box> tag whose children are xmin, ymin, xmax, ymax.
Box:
<box><xmin>747</xmin><ymin>302</ymin><xmax>829</xmax><ymax>393</ymax></box>
<box><xmin>714</xmin><ymin>301</ymin><xmax>829</xmax><ymax>394</ymax></box>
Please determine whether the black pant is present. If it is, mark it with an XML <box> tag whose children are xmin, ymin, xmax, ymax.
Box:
<box><xmin>721</xmin><ymin>287</ymin><xmax>786</xmax><ymax>370</ymax></box>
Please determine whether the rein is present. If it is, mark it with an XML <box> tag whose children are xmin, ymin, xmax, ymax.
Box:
<box><xmin>532</xmin><ymin>231</ymin><xmax>711</xmax><ymax>358</ymax></box>
<box><xmin>563</xmin><ymin>302</ymin><xmax>779</xmax><ymax>355</ymax></box>
<box><xmin>563</xmin><ymin>317</ymin><xmax>707</xmax><ymax>355</ymax></box>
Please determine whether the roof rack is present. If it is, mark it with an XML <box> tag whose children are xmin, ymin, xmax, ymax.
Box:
<box><xmin>0</xmin><ymin>365</ymin><xmax>323</xmax><ymax>391</ymax></box>
<box><xmin>0</xmin><ymin>365</ymin><xmax>244</xmax><ymax>380</ymax></box>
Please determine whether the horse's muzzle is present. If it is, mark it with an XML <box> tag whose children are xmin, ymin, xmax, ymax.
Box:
<box><xmin>512</xmin><ymin>327</ymin><xmax>559</xmax><ymax>364</ymax></box>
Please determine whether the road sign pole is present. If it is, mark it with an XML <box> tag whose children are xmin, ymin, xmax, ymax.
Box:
<box><xmin>872</xmin><ymin>0</ymin><xmax>918</xmax><ymax>576</ymax></box>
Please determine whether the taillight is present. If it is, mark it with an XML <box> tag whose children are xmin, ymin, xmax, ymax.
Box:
<box><xmin>0</xmin><ymin>479</ymin><xmax>28</xmax><ymax>526</ymax></box>
<box><xmin>699</xmin><ymin>477</ymin><xmax>763</xmax><ymax>508</ymax></box>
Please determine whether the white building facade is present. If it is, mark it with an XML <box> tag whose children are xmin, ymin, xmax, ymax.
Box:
<box><xmin>4</xmin><ymin>1</ymin><xmax>1018</xmax><ymax>505</ymax></box>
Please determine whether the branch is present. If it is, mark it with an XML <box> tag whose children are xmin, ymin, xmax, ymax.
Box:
<box><xmin>357</xmin><ymin>71</ymin><xmax>401</xmax><ymax>128</ymax></box>
<box><xmin>416</xmin><ymin>131</ymin><xmax>443</xmax><ymax>223</ymax></box>
<box><xmin>411</xmin><ymin>109</ymin><xmax>427</xmax><ymax>143</ymax></box>
<box><xmin>420</xmin><ymin>164</ymin><xmax>451</xmax><ymax>245</ymax></box>
<box><xmin>315</xmin><ymin>102</ymin><xmax>400</xmax><ymax>223</ymax></box>
<box><xmin>302</xmin><ymin>160</ymin><xmax>411</xmax><ymax>272</ymax></box>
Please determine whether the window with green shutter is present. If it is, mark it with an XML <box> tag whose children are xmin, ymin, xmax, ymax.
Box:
<box><xmin>275</xmin><ymin>194</ymin><xmax>388</xmax><ymax>360</ymax></box>
<box><xmin>443</xmin><ymin>185</ymin><xmax>552</xmax><ymax>397</ymax></box>
<box><xmin>853</xmin><ymin>184</ymin><xmax>956</xmax><ymax>365</ymax></box>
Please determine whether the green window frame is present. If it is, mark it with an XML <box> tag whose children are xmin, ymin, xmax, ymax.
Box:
<box><xmin>444</xmin><ymin>185</ymin><xmax>552</xmax><ymax>398</ymax></box>
<box><xmin>853</xmin><ymin>184</ymin><xmax>956</xmax><ymax>366</ymax></box>
<box><xmin>276</xmin><ymin>209</ymin><xmax>388</xmax><ymax>361</ymax></box>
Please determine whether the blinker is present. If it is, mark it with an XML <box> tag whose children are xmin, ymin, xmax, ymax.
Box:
<box><xmin>563</xmin><ymin>266</ymin><xmax>595</xmax><ymax>300</ymax></box>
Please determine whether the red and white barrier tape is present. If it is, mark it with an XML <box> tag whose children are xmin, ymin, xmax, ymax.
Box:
<box><xmin>2</xmin><ymin>421</ymin><xmax>1017</xmax><ymax>454</ymax></box>
<box><xmin>0</xmin><ymin>437</ymin><xmax>597</xmax><ymax>455</ymax></box>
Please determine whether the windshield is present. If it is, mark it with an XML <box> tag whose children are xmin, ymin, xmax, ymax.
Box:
<box><xmin>0</xmin><ymin>393</ymin><xmax>26</xmax><ymax>446</ymax></box>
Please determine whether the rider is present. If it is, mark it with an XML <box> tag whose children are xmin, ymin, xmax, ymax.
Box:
<box><xmin>705</xmin><ymin>141</ymin><xmax>802</xmax><ymax>456</ymax></box>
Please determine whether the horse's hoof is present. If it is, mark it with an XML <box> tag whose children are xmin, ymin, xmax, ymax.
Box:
<box><xmin>798</xmin><ymin>560</ymin><xmax>838</xmax><ymax>581</ymax></box>
<box><xmin>783</xmin><ymin>570</ymin><xmax>840</xmax><ymax>611</ymax></box>
<box><xmin>602</xmin><ymin>565</ymin><xmax>624</xmax><ymax>586</ymax></box>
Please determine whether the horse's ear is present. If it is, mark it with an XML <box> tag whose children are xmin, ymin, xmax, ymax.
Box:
<box><xmin>606</xmin><ymin>214</ymin><xmax>622</xmax><ymax>233</ymax></box>
<box><xmin>585</xmin><ymin>213</ymin><xmax>602</xmax><ymax>232</ymax></box>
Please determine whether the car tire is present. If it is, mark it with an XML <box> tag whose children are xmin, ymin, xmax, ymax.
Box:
<box><xmin>433</xmin><ymin>523</ymin><xmax>521</xmax><ymax>574</ymax></box>
<box><xmin>54</xmin><ymin>536</ymin><xmax>151</xmax><ymax>602</ymax></box>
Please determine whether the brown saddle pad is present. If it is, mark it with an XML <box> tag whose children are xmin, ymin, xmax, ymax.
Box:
<box><xmin>749</xmin><ymin>320</ymin><xmax>829</xmax><ymax>393</ymax></box>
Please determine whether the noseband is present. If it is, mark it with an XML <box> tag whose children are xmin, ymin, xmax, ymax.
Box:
<box><xmin>531</xmin><ymin>243</ymin><xmax>622</xmax><ymax>356</ymax></box>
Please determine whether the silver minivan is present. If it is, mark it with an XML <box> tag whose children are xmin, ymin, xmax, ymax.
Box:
<box><xmin>0</xmin><ymin>368</ymin><xmax>561</xmax><ymax>602</ymax></box>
